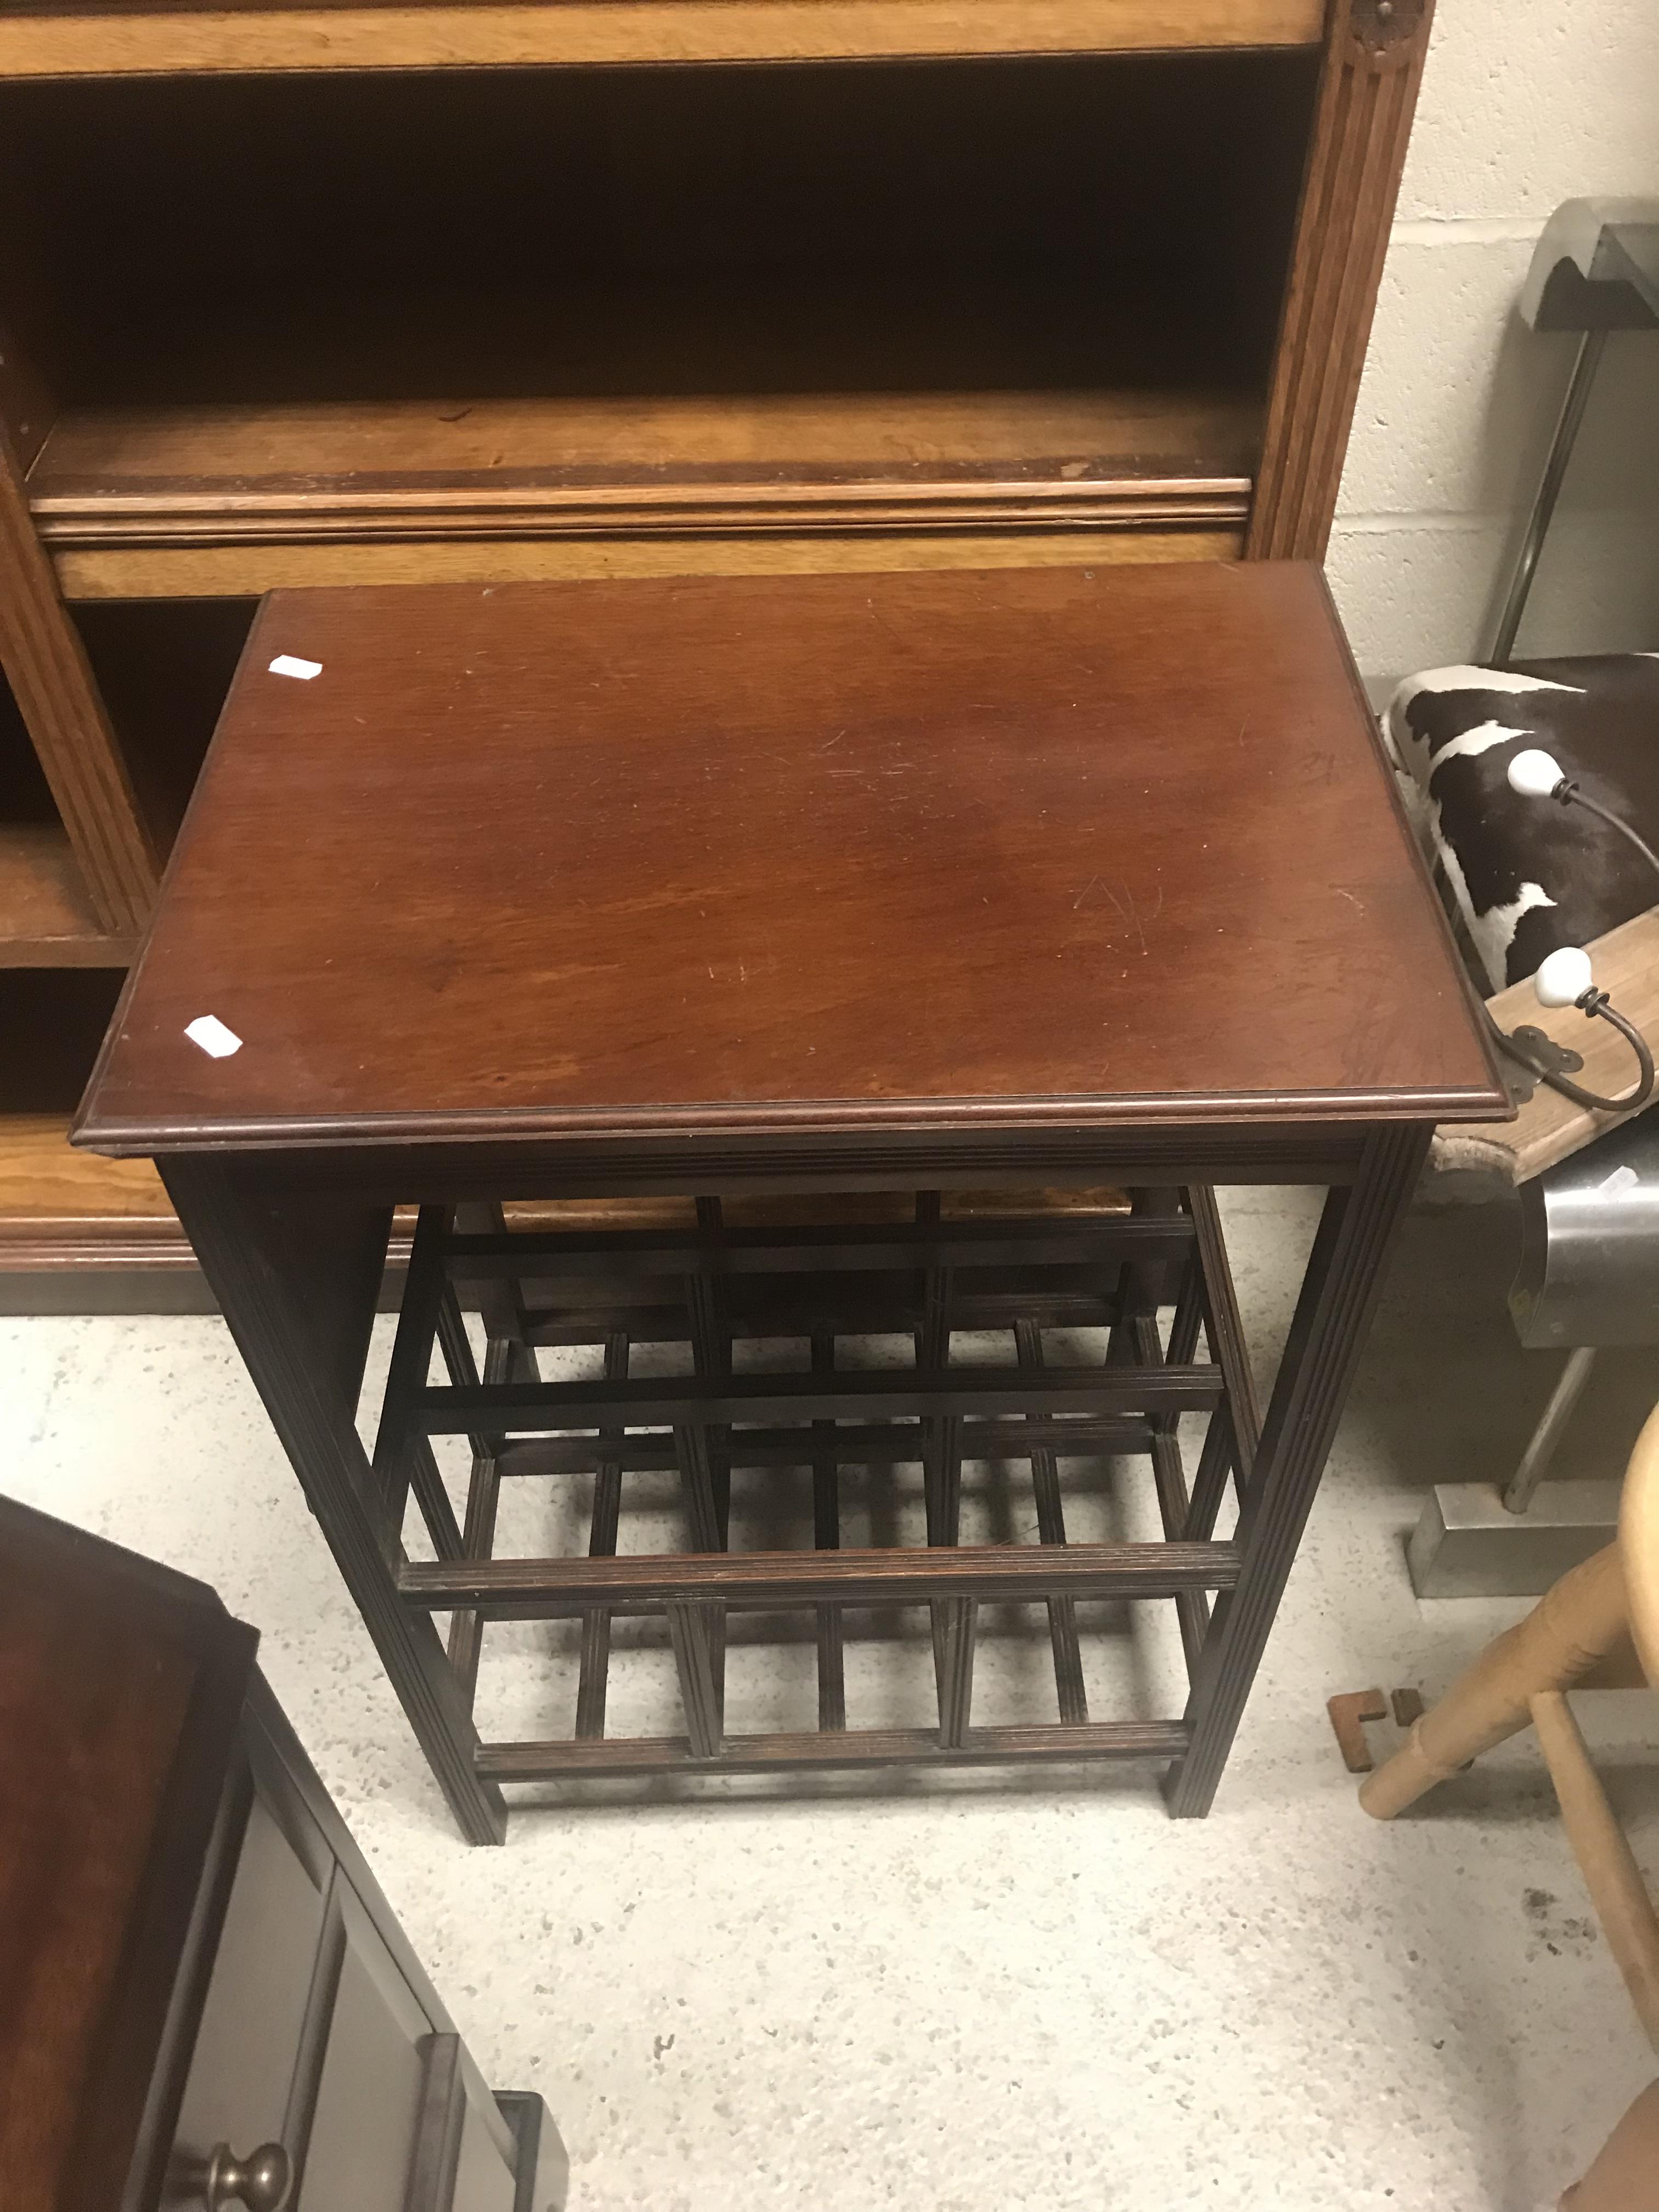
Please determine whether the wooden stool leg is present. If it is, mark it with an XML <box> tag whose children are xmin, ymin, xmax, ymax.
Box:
<box><xmin>1532</xmin><ymin>1689</ymin><xmax>1659</xmax><ymax>2048</ymax></box>
<box><xmin>1360</xmin><ymin>1546</ymin><xmax>1628</xmax><ymax>1820</ymax></box>
<box><xmin>1559</xmin><ymin>2080</ymin><xmax>1659</xmax><ymax>2210</ymax></box>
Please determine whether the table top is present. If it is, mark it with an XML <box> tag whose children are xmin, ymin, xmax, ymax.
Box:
<box><xmin>76</xmin><ymin>562</ymin><xmax>1505</xmax><ymax>1156</ymax></box>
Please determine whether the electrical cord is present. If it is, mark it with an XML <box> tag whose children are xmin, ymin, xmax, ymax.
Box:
<box><xmin>1551</xmin><ymin>778</ymin><xmax>1659</xmax><ymax>882</ymax></box>
<box><xmin>1494</xmin><ymin>751</ymin><xmax>1658</xmax><ymax>1114</ymax></box>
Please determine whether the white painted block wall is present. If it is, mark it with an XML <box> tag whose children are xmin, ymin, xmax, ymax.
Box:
<box><xmin>1327</xmin><ymin>0</ymin><xmax>1659</xmax><ymax>698</ymax></box>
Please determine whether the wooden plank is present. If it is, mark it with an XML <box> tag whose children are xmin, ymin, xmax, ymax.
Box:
<box><xmin>377</xmin><ymin>1187</ymin><xmax>1128</xmax><ymax>1235</ymax></box>
<box><xmin>371</xmin><ymin>1203</ymin><xmax>451</xmax><ymax>1550</ymax></box>
<box><xmin>447</xmin><ymin>1335</ymin><xmax>514</xmax><ymax>1704</ymax></box>
<box><xmin>1014</xmin><ymin>1318</ymin><xmax>1088</xmax><ymax>1725</ymax></box>
<box><xmin>936</xmin><ymin>1596</ymin><xmax>978</xmax><ymax>1747</ymax></box>
<box><xmin>477</xmin><ymin>1718</ymin><xmax>1191</xmax><ymax>1778</ymax></box>
<box><xmin>1433</xmin><ymin>905</ymin><xmax>1659</xmax><ymax>1186</ymax></box>
<box><xmin>665</xmin><ymin>1599</ymin><xmax>724</xmax><ymax>1759</ymax></box>
<box><xmin>0</xmin><ymin>822</ymin><xmax>138</xmax><ymax>966</ymax></box>
<box><xmin>573</xmin><ymin>1331</ymin><xmax>629</xmax><ymax>1740</ymax></box>
<box><xmin>30</xmin><ymin>390</ymin><xmax>1258</xmax><ymax>550</ymax></box>
<box><xmin>0</xmin><ymin>1</ymin><xmax>1325</xmax><ymax>80</ymax></box>
<box><xmin>415</xmin><ymin>1362</ymin><xmax>1225</xmax><ymax>1435</ymax></box>
<box><xmin>493</xmin><ymin>1414</ymin><xmax>1156</xmax><ymax>1477</ymax></box>
<box><xmin>51</xmin><ymin>526</ymin><xmax>1244</xmax><ymax>602</ymax></box>
<box><xmin>445</xmin><ymin>1214</ymin><xmax>1193</xmax><ymax>1280</ymax></box>
<box><xmin>399</xmin><ymin>1537</ymin><xmax>1242</xmax><ymax>1614</ymax></box>
<box><xmin>809</xmin><ymin>1329</ymin><xmax>846</xmax><ymax>1734</ymax></box>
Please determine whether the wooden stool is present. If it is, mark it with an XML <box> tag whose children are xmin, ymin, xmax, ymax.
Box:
<box><xmin>72</xmin><ymin>561</ymin><xmax>1505</xmax><ymax>1841</ymax></box>
<box><xmin>1362</xmin><ymin>1404</ymin><xmax>1659</xmax><ymax>2205</ymax></box>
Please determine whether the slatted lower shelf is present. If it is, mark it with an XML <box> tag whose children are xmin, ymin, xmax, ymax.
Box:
<box><xmin>373</xmin><ymin>1184</ymin><xmax>1259</xmax><ymax>1790</ymax></box>
<box><xmin>477</xmin><ymin>1720</ymin><xmax>1192</xmax><ymax>1780</ymax></box>
<box><xmin>399</xmin><ymin>1538</ymin><xmax>1241</xmax><ymax>1614</ymax></box>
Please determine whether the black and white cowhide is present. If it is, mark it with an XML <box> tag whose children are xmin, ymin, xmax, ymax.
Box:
<box><xmin>1384</xmin><ymin>653</ymin><xmax>1659</xmax><ymax>995</ymax></box>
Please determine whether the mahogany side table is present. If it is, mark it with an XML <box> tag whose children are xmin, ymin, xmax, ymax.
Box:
<box><xmin>73</xmin><ymin>562</ymin><xmax>1507</xmax><ymax>1844</ymax></box>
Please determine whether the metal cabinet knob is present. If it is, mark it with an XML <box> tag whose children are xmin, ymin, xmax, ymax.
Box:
<box><xmin>205</xmin><ymin>2142</ymin><xmax>291</xmax><ymax>2212</ymax></box>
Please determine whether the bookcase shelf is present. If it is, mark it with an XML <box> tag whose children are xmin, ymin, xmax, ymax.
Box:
<box><xmin>0</xmin><ymin>0</ymin><xmax>1438</xmax><ymax>1303</ymax></box>
<box><xmin>0</xmin><ymin>0</ymin><xmax>1327</xmax><ymax>81</ymax></box>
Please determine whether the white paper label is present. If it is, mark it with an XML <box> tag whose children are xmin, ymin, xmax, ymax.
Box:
<box><xmin>269</xmin><ymin>654</ymin><xmax>323</xmax><ymax>681</ymax></box>
<box><xmin>185</xmin><ymin>1014</ymin><xmax>243</xmax><ymax>1058</ymax></box>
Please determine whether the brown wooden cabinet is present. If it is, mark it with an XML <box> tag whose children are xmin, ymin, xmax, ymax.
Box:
<box><xmin>0</xmin><ymin>0</ymin><xmax>1436</xmax><ymax>1306</ymax></box>
<box><xmin>0</xmin><ymin>1496</ymin><xmax>567</xmax><ymax>2212</ymax></box>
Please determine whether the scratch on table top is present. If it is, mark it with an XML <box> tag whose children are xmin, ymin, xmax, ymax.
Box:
<box><xmin>1125</xmin><ymin>888</ymin><xmax>1147</xmax><ymax>957</ymax></box>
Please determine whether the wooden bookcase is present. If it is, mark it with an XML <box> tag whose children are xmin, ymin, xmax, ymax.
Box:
<box><xmin>0</xmin><ymin>0</ymin><xmax>1432</xmax><ymax>1309</ymax></box>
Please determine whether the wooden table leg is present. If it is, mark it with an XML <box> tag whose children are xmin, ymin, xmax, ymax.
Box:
<box><xmin>1164</xmin><ymin>1122</ymin><xmax>1430</xmax><ymax>1818</ymax></box>
<box><xmin>162</xmin><ymin>1155</ymin><xmax>509</xmax><ymax>1846</ymax></box>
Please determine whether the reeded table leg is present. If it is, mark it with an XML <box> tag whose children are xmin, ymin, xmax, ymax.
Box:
<box><xmin>1164</xmin><ymin>1122</ymin><xmax>1432</xmax><ymax>1818</ymax></box>
<box><xmin>162</xmin><ymin>1155</ymin><xmax>509</xmax><ymax>1846</ymax></box>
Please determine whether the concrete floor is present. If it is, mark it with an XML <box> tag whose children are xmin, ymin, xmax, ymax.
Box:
<box><xmin>4</xmin><ymin>1187</ymin><xmax>1658</xmax><ymax>2211</ymax></box>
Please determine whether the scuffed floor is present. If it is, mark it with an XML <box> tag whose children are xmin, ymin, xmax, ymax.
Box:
<box><xmin>4</xmin><ymin>1188</ymin><xmax>1656</xmax><ymax>2211</ymax></box>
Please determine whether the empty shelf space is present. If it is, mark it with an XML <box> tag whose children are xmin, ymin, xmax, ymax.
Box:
<box><xmin>29</xmin><ymin>385</ymin><xmax>1260</xmax><ymax>554</ymax></box>
<box><xmin>0</xmin><ymin>1115</ymin><xmax>171</xmax><ymax>1227</ymax></box>
<box><xmin>0</xmin><ymin>971</ymin><xmax>181</xmax><ymax>1289</ymax></box>
<box><xmin>0</xmin><ymin>823</ymin><xmax>137</xmax><ymax>966</ymax></box>
<box><xmin>6</xmin><ymin>50</ymin><xmax>1314</xmax><ymax>594</ymax></box>
<box><xmin>0</xmin><ymin>1114</ymin><xmax>193</xmax><ymax>1295</ymax></box>
<box><xmin>0</xmin><ymin>0</ymin><xmax>1326</xmax><ymax>80</ymax></box>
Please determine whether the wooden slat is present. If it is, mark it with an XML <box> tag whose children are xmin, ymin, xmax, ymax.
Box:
<box><xmin>447</xmin><ymin>1336</ymin><xmax>513</xmax><ymax>1703</ymax></box>
<box><xmin>1135</xmin><ymin>1312</ymin><xmax>1209</xmax><ymax>1672</ymax></box>
<box><xmin>523</xmin><ymin>1288</ymin><xmax>1122</xmax><ymax>1346</ymax></box>
<box><xmin>0</xmin><ymin>1</ymin><xmax>1325</xmax><ymax>81</ymax></box>
<box><xmin>1014</xmin><ymin>1318</ymin><xmax>1088</xmax><ymax>1725</ymax></box>
<box><xmin>665</xmin><ymin>1599</ymin><xmax>724</xmax><ymax>1759</ymax></box>
<box><xmin>574</xmin><ymin>1331</ymin><xmax>629</xmax><ymax>1740</ymax></box>
<box><xmin>477</xmin><ymin>1717</ymin><xmax>1191</xmax><ymax>1779</ymax></box>
<box><xmin>371</xmin><ymin>1204</ymin><xmax>450</xmax><ymax>1551</ymax></box>
<box><xmin>31</xmin><ymin>392</ymin><xmax>1256</xmax><ymax>552</ymax></box>
<box><xmin>355</xmin><ymin>1186</ymin><xmax>1128</xmax><ymax>1238</ymax></box>
<box><xmin>493</xmin><ymin>1413</ymin><xmax>1155</xmax><ymax>1478</ymax></box>
<box><xmin>937</xmin><ymin>1597</ymin><xmax>978</xmax><ymax>1747</ymax></box>
<box><xmin>1432</xmin><ymin>905</ymin><xmax>1659</xmax><ymax>1187</ymax></box>
<box><xmin>809</xmin><ymin>1328</ymin><xmax>847</xmax><ymax>1733</ymax></box>
<box><xmin>416</xmin><ymin>1362</ymin><xmax>1223</xmax><ymax>1434</ymax></box>
<box><xmin>1187</xmin><ymin>1181</ymin><xmax>1259</xmax><ymax>1530</ymax></box>
<box><xmin>50</xmin><ymin>524</ymin><xmax>1245</xmax><ymax>603</ymax></box>
<box><xmin>407</xmin><ymin>1438</ymin><xmax>464</xmax><ymax>1561</ymax></box>
<box><xmin>399</xmin><ymin>1537</ymin><xmax>1241</xmax><ymax>1614</ymax></box>
<box><xmin>446</xmin><ymin>1213</ymin><xmax>1192</xmax><ymax>1280</ymax></box>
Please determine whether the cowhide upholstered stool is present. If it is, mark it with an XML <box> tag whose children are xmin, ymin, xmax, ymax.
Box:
<box><xmin>1384</xmin><ymin>655</ymin><xmax>1659</xmax><ymax>1595</ymax></box>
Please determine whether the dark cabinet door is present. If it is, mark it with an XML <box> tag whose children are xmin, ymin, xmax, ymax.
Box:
<box><xmin>296</xmin><ymin>1884</ymin><xmax>433</xmax><ymax>2212</ymax></box>
<box><xmin>165</xmin><ymin>1791</ymin><xmax>330</xmax><ymax>2208</ymax></box>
